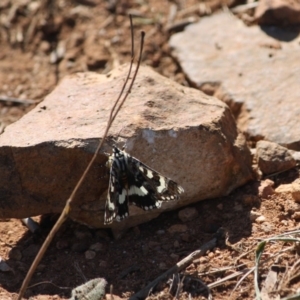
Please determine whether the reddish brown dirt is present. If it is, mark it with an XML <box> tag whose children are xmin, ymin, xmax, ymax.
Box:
<box><xmin>1</xmin><ymin>1</ymin><xmax>300</xmax><ymax>300</ymax></box>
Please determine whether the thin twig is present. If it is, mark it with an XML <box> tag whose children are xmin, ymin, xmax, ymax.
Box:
<box><xmin>0</xmin><ymin>95</ymin><xmax>36</xmax><ymax>105</ymax></box>
<box><xmin>129</xmin><ymin>238</ymin><xmax>217</xmax><ymax>300</ymax></box>
<box><xmin>174</xmin><ymin>274</ymin><xmax>185</xmax><ymax>300</ymax></box>
<box><xmin>17</xmin><ymin>16</ymin><xmax>145</xmax><ymax>300</ymax></box>
<box><xmin>230</xmin><ymin>267</ymin><xmax>255</xmax><ymax>298</ymax></box>
<box><xmin>74</xmin><ymin>261</ymin><xmax>88</xmax><ymax>282</ymax></box>
<box><xmin>197</xmin><ymin>263</ymin><xmax>247</xmax><ymax>276</ymax></box>
<box><xmin>208</xmin><ymin>269</ymin><xmax>250</xmax><ymax>289</ymax></box>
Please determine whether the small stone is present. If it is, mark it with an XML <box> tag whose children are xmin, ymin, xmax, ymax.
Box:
<box><xmin>292</xmin><ymin>211</ymin><xmax>300</xmax><ymax>221</ymax></box>
<box><xmin>256</xmin><ymin>141</ymin><xmax>296</xmax><ymax>175</ymax></box>
<box><xmin>174</xmin><ymin>240</ymin><xmax>180</xmax><ymax>248</ymax></box>
<box><xmin>159</xmin><ymin>262</ymin><xmax>167</xmax><ymax>270</ymax></box>
<box><xmin>256</xmin><ymin>215</ymin><xmax>266</xmax><ymax>223</ymax></box>
<box><xmin>39</xmin><ymin>41</ymin><xmax>51</xmax><ymax>53</ymax></box>
<box><xmin>89</xmin><ymin>242</ymin><xmax>103</xmax><ymax>252</ymax></box>
<box><xmin>261</xmin><ymin>222</ymin><xmax>274</xmax><ymax>233</ymax></box>
<box><xmin>178</xmin><ymin>207</ymin><xmax>199</xmax><ymax>222</ymax></box>
<box><xmin>217</xmin><ymin>203</ymin><xmax>223</xmax><ymax>210</ymax></box>
<box><xmin>74</xmin><ymin>229</ymin><xmax>92</xmax><ymax>240</ymax></box>
<box><xmin>85</xmin><ymin>250</ymin><xmax>96</xmax><ymax>260</ymax></box>
<box><xmin>8</xmin><ymin>248</ymin><xmax>22</xmax><ymax>261</ymax></box>
<box><xmin>292</xmin><ymin>179</ymin><xmax>300</xmax><ymax>202</ymax></box>
<box><xmin>170</xmin><ymin>253</ymin><xmax>179</xmax><ymax>261</ymax></box>
<box><xmin>0</xmin><ymin>257</ymin><xmax>12</xmax><ymax>272</ymax></box>
<box><xmin>167</xmin><ymin>224</ymin><xmax>188</xmax><ymax>234</ymax></box>
<box><xmin>258</xmin><ymin>179</ymin><xmax>275</xmax><ymax>199</ymax></box>
<box><xmin>275</xmin><ymin>184</ymin><xmax>292</xmax><ymax>194</ymax></box>
<box><xmin>156</xmin><ymin>230</ymin><xmax>165</xmax><ymax>235</ymax></box>
<box><xmin>99</xmin><ymin>260</ymin><xmax>107</xmax><ymax>268</ymax></box>
<box><xmin>208</xmin><ymin>252</ymin><xmax>214</xmax><ymax>258</ymax></box>
<box><xmin>234</xmin><ymin>204</ymin><xmax>243</xmax><ymax>212</ymax></box>
<box><xmin>250</xmin><ymin>210</ymin><xmax>261</xmax><ymax>221</ymax></box>
<box><xmin>56</xmin><ymin>240</ymin><xmax>69</xmax><ymax>250</ymax></box>
<box><xmin>199</xmin><ymin>256</ymin><xmax>208</xmax><ymax>263</ymax></box>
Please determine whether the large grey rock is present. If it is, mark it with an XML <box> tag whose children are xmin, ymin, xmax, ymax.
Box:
<box><xmin>0</xmin><ymin>64</ymin><xmax>253</xmax><ymax>229</ymax></box>
<box><xmin>169</xmin><ymin>12</ymin><xmax>300</xmax><ymax>150</ymax></box>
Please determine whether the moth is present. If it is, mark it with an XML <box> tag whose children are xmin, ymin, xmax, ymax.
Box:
<box><xmin>104</xmin><ymin>146</ymin><xmax>184</xmax><ymax>224</ymax></box>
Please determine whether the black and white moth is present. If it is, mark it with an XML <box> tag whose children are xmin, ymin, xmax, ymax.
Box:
<box><xmin>104</xmin><ymin>146</ymin><xmax>184</xmax><ymax>224</ymax></box>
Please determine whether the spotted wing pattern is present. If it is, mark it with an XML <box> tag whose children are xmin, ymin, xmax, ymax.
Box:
<box><xmin>104</xmin><ymin>146</ymin><xmax>184</xmax><ymax>224</ymax></box>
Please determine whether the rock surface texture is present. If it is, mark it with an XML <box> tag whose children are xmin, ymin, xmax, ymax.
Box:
<box><xmin>0</xmin><ymin>64</ymin><xmax>253</xmax><ymax>229</ymax></box>
<box><xmin>169</xmin><ymin>12</ymin><xmax>300</xmax><ymax>150</ymax></box>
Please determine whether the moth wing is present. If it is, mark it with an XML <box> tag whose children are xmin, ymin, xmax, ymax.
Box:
<box><xmin>125</xmin><ymin>155</ymin><xmax>184</xmax><ymax>209</ymax></box>
<box><xmin>104</xmin><ymin>161</ymin><xmax>129</xmax><ymax>224</ymax></box>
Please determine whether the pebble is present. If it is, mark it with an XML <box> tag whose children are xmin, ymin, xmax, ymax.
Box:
<box><xmin>85</xmin><ymin>250</ymin><xmax>96</xmax><ymax>260</ymax></box>
<box><xmin>260</xmin><ymin>222</ymin><xmax>274</xmax><ymax>233</ymax></box>
<box><xmin>292</xmin><ymin>179</ymin><xmax>300</xmax><ymax>202</ymax></box>
<box><xmin>234</xmin><ymin>204</ymin><xmax>243</xmax><ymax>211</ymax></box>
<box><xmin>167</xmin><ymin>224</ymin><xmax>188</xmax><ymax>234</ymax></box>
<box><xmin>250</xmin><ymin>210</ymin><xmax>261</xmax><ymax>221</ymax></box>
<box><xmin>158</xmin><ymin>262</ymin><xmax>167</xmax><ymax>270</ymax></box>
<box><xmin>0</xmin><ymin>257</ymin><xmax>11</xmax><ymax>272</ymax></box>
<box><xmin>156</xmin><ymin>230</ymin><xmax>165</xmax><ymax>235</ymax></box>
<box><xmin>258</xmin><ymin>179</ymin><xmax>275</xmax><ymax>199</ymax></box>
<box><xmin>275</xmin><ymin>184</ymin><xmax>292</xmax><ymax>194</ymax></box>
<box><xmin>199</xmin><ymin>256</ymin><xmax>208</xmax><ymax>263</ymax></box>
<box><xmin>178</xmin><ymin>207</ymin><xmax>199</xmax><ymax>222</ymax></box>
<box><xmin>292</xmin><ymin>211</ymin><xmax>300</xmax><ymax>221</ymax></box>
<box><xmin>217</xmin><ymin>203</ymin><xmax>223</xmax><ymax>210</ymax></box>
<box><xmin>174</xmin><ymin>240</ymin><xmax>180</xmax><ymax>248</ymax></box>
<box><xmin>99</xmin><ymin>260</ymin><xmax>107</xmax><ymax>268</ymax></box>
<box><xmin>56</xmin><ymin>240</ymin><xmax>69</xmax><ymax>250</ymax></box>
<box><xmin>170</xmin><ymin>253</ymin><xmax>179</xmax><ymax>261</ymax></box>
<box><xmin>256</xmin><ymin>215</ymin><xmax>266</xmax><ymax>223</ymax></box>
<box><xmin>89</xmin><ymin>242</ymin><xmax>103</xmax><ymax>252</ymax></box>
<box><xmin>74</xmin><ymin>229</ymin><xmax>92</xmax><ymax>240</ymax></box>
